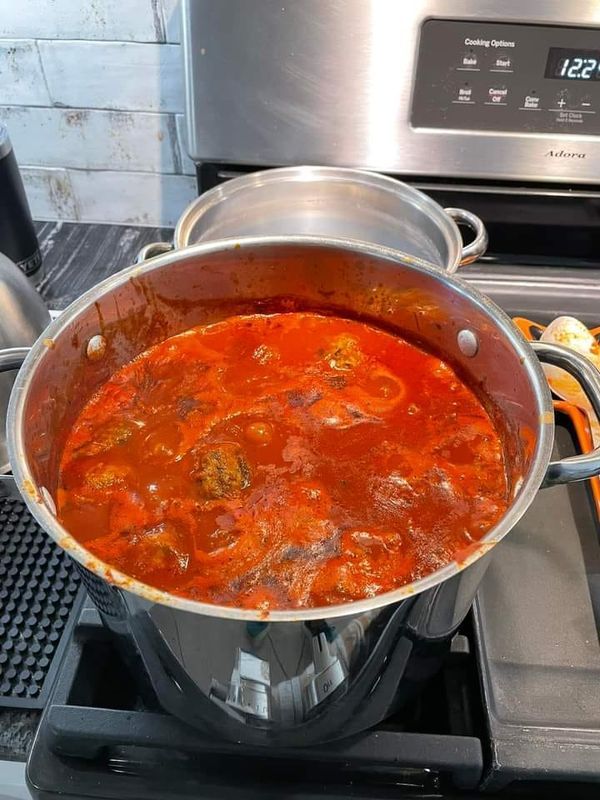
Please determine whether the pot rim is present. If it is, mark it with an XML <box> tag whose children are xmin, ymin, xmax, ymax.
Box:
<box><xmin>7</xmin><ymin>235</ymin><xmax>554</xmax><ymax>622</ymax></box>
<box><xmin>173</xmin><ymin>165</ymin><xmax>464</xmax><ymax>269</ymax></box>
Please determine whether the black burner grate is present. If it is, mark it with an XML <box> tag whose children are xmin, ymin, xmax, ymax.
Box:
<box><xmin>0</xmin><ymin>497</ymin><xmax>84</xmax><ymax>708</ymax></box>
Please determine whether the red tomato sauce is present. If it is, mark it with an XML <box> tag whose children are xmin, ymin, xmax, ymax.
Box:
<box><xmin>57</xmin><ymin>313</ymin><xmax>509</xmax><ymax>611</ymax></box>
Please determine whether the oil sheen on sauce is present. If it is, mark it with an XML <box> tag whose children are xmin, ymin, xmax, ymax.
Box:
<box><xmin>57</xmin><ymin>313</ymin><xmax>509</xmax><ymax>611</ymax></box>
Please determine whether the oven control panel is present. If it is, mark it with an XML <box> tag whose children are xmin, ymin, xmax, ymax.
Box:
<box><xmin>412</xmin><ymin>20</ymin><xmax>600</xmax><ymax>135</ymax></box>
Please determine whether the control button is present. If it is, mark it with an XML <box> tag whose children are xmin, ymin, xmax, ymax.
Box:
<box><xmin>554</xmin><ymin>90</ymin><xmax>569</xmax><ymax>110</ymax></box>
<box><xmin>458</xmin><ymin>50</ymin><xmax>478</xmax><ymax>71</ymax></box>
<box><xmin>453</xmin><ymin>83</ymin><xmax>474</xmax><ymax>104</ymax></box>
<box><xmin>485</xmin><ymin>86</ymin><xmax>508</xmax><ymax>106</ymax></box>
<box><xmin>491</xmin><ymin>53</ymin><xmax>513</xmax><ymax>72</ymax></box>
<box><xmin>580</xmin><ymin>94</ymin><xmax>593</xmax><ymax>112</ymax></box>
<box><xmin>522</xmin><ymin>94</ymin><xmax>540</xmax><ymax>110</ymax></box>
<box><xmin>551</xmin><ymin>90</ymin><xmax>587</xmax><ymax>124</ymax></box>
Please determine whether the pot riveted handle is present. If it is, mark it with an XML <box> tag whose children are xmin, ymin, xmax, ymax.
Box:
<box><xmin>136</xmin><ymin>242</ymin><xmax>173</xmax><ymax>263</ymax></box>
<box><xmin>0</xmin><ymin>346</ymin><xmax>30</xmax><ymax>499</ymax></box>
<box><xmin>444</xmin><ymin>208</ymin><xmax>488</xmax><ymax>270</ymax></box>
<box><xmin>0</xmin><ymin>346</ymin><xmax>30</xmax><ymax>372</ymax></box>
<box><xmin>532</xmin><ymin>340</ymin><xmax>600</xmax><ymax>487</ymax></box>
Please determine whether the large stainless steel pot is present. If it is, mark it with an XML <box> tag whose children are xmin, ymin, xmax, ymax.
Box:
<box><xmin>139</xmin><ymin>166</ymin><xmax>488</xmax><ymax>272</ymax></box>
<box><xmin>1</xmin><ymin>236</ymin><xmax>600</xmax><ymax>748</ymax></box>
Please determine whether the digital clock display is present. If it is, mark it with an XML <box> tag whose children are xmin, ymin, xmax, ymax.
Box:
<box><xmin>545</xmin><ymin>47</ymin><xmax>600</xmax><ymax>80</ymax></box>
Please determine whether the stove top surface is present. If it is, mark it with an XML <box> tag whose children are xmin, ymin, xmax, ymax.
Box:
<box><xmin>474</xmin><ymin>421</ymin><xmax>600</xmax><ymax>791</ymax></box>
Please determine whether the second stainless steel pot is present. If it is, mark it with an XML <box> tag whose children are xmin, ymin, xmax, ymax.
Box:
<box><xmin>1</xmin><ymin>236</ymin><xmax>599</xmax><ymax>747</ymax></box>
<box><xmin>139</xmin><ymin>166</ymin><xmax>488</xmax><ymax>271</ymax></box>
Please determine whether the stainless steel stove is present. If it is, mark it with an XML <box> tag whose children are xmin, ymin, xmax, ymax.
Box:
<box><xmin>3</xmin><ymin>1</ymin><xmax>600</xmax><ymax>797</ymax></box>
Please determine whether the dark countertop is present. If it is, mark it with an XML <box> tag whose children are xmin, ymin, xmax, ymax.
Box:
<box><xmin>34</xmin><ymin>220</ymin><xmax>173</xmax><ymax>310</ymax></box>
<box><xmin>0</xmin><ymin>222</ymin><xmax>174</xmax><ymax>764</ymax></box>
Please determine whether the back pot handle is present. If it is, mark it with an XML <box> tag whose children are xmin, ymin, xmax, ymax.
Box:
<box><xmin>136</xmin><ymin>242</ymin><xmax>173</xmax><ymax>263</ymax></box>
<box><xmin>532</xmin><ymin>340</ymin><xmax>600</xmax><ymax>487</ymax></box>
<box><xmin>444</xmin><ymin>208</ymin><xmax>488</xmax><ymax>270</ymax></box>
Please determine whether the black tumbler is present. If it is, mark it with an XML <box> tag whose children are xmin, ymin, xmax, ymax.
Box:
<box><xmin>0</xmin><ymin>124</ymin><xmax>41</xmax><ymax>278</ymax></box>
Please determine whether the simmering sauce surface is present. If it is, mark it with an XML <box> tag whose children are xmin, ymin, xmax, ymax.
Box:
<box><xmin>57</xmin><ymin>313</ymin><xmax>509</xmax><ymax>610</ymax></box>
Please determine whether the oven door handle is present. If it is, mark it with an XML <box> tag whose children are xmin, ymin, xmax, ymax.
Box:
<box><xmin>532</xmin><ymin>341</ymin><xmax>600</xmax><ymax>487</ymax></box>
<box><xmin>444</xmin><ymin>208</ymin><xmax>488</xmax><ymax>268</ymax></box>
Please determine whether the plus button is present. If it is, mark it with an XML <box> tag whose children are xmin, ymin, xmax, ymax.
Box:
<box><xmin>557</xmin><ymin>98</ymin><xmax>566</xmax><ymax>108</ymax></box>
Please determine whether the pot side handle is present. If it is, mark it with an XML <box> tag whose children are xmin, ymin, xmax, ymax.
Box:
<box><xmin>0</xmin><ymin>347</ymin><xmax>31</xmax><ymax>499</ymax></box>
<box><xmin>532</xmin><ymin>340</ymin><xmax>600</xmax><ymax>487</ymax></box>
<box><xmin>444</xmin><ymin>208</ymin><xmax>488</xmax><ymax>269</ymax></box>
<box><xmin>0</xmin><ymin>346</ymin><xmax>30</xmax><ymax>372</ymax></box>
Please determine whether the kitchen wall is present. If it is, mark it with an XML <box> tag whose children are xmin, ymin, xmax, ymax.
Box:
<box><xmin>0</xmin><ymin>0</ymin><xmax>196</xmax><ymax>227</ymax></box>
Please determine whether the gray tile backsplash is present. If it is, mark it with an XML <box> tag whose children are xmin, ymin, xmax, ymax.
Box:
<box><xmin>0</xmin><ymin>0</ymin><xmax>195</xmax><ymax>226</ymax></box>
<box><xmin>175</xmin><ymin>113</ymin><xmax>196</xmax><ymax>176</ymax></box>
<box><xmin>68</xmin><ymin>169</ymin><xmax>195</xmax><ymax>226</ymax></box>
<box><xmin>0</xmin><ymin>40</ymin><xmax>51</xmax><ymax>106</ymax></box>
<box><xmin>0</xmin><ymin>0</ymin><xmax>166</xmax><ymax>43</ymax></box>
<box><xmin>37</xmin><ymin>41</ymin><xmax>184</xmax><ymax>113</ymax></box>
<box><xmin>3</xmin><ymin>106</ymin><xmax>180</xmax><ymax>173</ymax></box>
<box><xmin>19</xmin><ymin>167</ymin><xmax>79</xmax><ymax>220</ymax></box>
